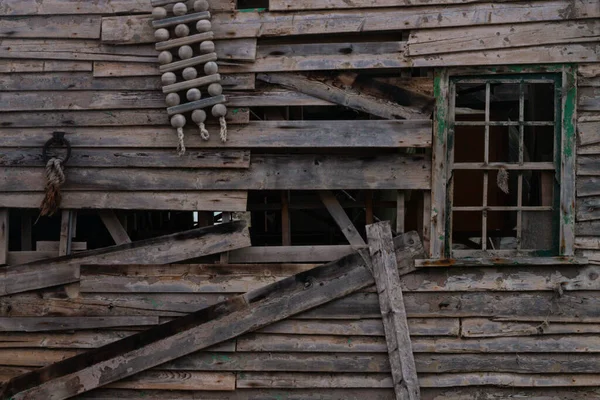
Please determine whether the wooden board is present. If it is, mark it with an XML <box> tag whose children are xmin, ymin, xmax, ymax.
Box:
<box><xmin>0</xmin><ymin>15</ymin><xmax>101</xmax><ymax>39</ymax></box>
<box><xmin>0</xmin><ymin>154</ymin><xmax>432</xmax><ymax>191</ymax></box>
<box><xmin>0</xmin><ymin>60</ymin><xmax>92</xmax><ymax>73</ymax></box>
<box><xmin>0</xmin><ymin>317</ymin><xmax>158</xmax><ymax>332</ymax></box>
<box><xmin>407</xmin><ymin>20</ymin><xmax>600</xmax><ymax>56</ymax></box>
<box><xmin>0</xmin><ymin>191</ymin><xmax>248</xmax><ymax>211</ymax></box>
<box><xmin>0</xmin><ymin>221</ymin><xmax>250</xmax><ymax>296</ymax></box>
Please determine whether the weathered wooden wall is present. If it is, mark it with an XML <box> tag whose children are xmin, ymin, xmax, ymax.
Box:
<box><xmin>3</xmin><ymin>260</ymin><xmax>600</xmax><ymax>398</ymax></box>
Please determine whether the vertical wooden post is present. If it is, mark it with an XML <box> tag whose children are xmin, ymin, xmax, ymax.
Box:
<box><xmin>560</xmin><ymin>65</ymin><xmax>577</xmax><ymax>256</ymax></box>
<box><xmin>0</xmin><ymin>209</ymin><xmax>8</xmax><ymax>265</ymax></box>
<box><xmin>421</xmin><ymin>192</ymin><xmax>431</xmax><ymax>258</ymax></box>
<box><xmin>281</xmin><ymin>191</ymin><xmax>291</xmax><ymax>246</ymax></box>
<box><xmin>59</xmin><ymin>210</ymin><xmax>73</xmax><ymax>257</ymax></box>
<box><xmin>366</xmin><ymin>221</ymin><xmax>420</xmax><ymax>400</ymax></box>
<box><xmin>220</xmin><ymin>212</ymin><xmax>232</xmax><ymax>263</ymax></box>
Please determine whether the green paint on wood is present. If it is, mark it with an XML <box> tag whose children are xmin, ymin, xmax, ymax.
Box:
<box><xmin>433</xmin><ymin>72</ymin><xmax>446</xmax><ymax>142</ymax></box>
<box><xmin>562</xmin><ymin>68</ymin><xmax>577</xmax><ymax>159</ymax></box>
<box><xmin>238</xmin><ymin>8</ymin><xmax>266</xmax><ymax>12</ymax></box>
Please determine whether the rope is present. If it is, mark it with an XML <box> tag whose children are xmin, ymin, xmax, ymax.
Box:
<box><xmin>199</xmin><ymin>122</ymin><xmax>210</xmax><ymax>141</ymax></box>
<box><xmin>176</xmin><ymin>127</ymin><xmax>186</xmax><ymax>156</ymax></box>
<box><xmin>219</xmin><ymin>116</ymin><xmax>228</xmax><ymax>143</ymax></box>
<box><xmin>40</xmin><ymin>157</ymin><xmax>66</xmax><ymax>217</ymax></box>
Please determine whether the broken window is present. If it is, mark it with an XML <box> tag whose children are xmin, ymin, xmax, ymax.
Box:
<box><xmin>432</xmin><ymin>68</ymin><xmax>576</xmax><ymax>259</ymax></box>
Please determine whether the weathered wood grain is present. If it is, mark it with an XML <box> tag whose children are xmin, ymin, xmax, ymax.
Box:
<box><xmin>0</xmin><ymin>60</ymin><xmax>92</xmax><ymax>73</ymax></box>
<box><xmin>367</xmin><ymin>221</ymin><xmax>419</xmax><ymax>400</ymax></box>
<box><xmin>462</xmin><ymin>318</ymin><xmax>600</xmax><ymax>337</ymax></box>
<box><xmin>0</xmin><ymin>16</ymin><xmax>101</xmax><ymax>39</ymax></box>
<box><xmin>320</xmin><ymin>191</ymin><xmax>366</xmax><ymax>247</ymax></box>
<box><xmin>106</xmin><ymin>371</ymin><xmax>236</xmax><ymax>391</ymax></box>
<box><xmin>0</xmin><ymin>317</ymin><xmax>158</xmax><ymax>332</ymax></box>
<box><xmin>0</xmin><ymin>191</ymin><xmax>248</xmax><ymax>211</ymax></box>
<box><xmin>0</xmin><ymin>0</ymin><xmax>160</xmax><ymax>15</ymax></box>
<box><xmin>0</xmin><ymin>154</ymin><xmax>431</xmax><ymax>191</ymax></box>
<box><xmin>0</xmin><ymin>222</ymin><xmax>250</xmax><ymax>296</ymax></box>
<box><xmin>580</xmin><ymin>87</ymin><xmax>600</xmax><ymax>111</ymax></box>
<box><xmin>1</xmin><ymin>233</ymin><xmax>421</xmax><ymax>400</ymax></box>
<box><xmin>0</xmin><ymin>148</ymin><xmax>251</xmax><ymax>169</ymax></box>
<box><xmin>407</xmin><ymin>20</ymin><xmax>600</xmax><ymax>56</ymax></box>
<box><xmin>577</xmin><ymin>197</ymin><xmax>600</xmax><ymax>221</ymax></box>
<box><xmin>258</xmin><ymin>73</ymin><xmax>428</xmax><ymax>120</ymax></box>
<box><xmin>269</xmin><ymin>0</ymin><xmax>530</xmax><ymax>10</ymax></box>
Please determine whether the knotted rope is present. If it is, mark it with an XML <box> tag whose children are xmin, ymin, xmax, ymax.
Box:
<box><xmin>176</xmin><ymin>127</ymin><xmax>186</xmax><ymax>156</ymax></box>
<box><xmin>199</xmin><ymin>122</ymin><xmax>210</xmax><ymax>141</ymax></box>
<box><xmin>40</xmin><ymin>157</ymin><xmax>66</xmax><ymax>216</ymax></box>
<box><xmin>219</xmin><ymin>116</ymin><xmax>228</xmax><ymax>143</ymax></box>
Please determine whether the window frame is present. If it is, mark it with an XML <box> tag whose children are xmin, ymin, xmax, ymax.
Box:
<box><xmin>430</xmin><ymin>65</ymin><xmax>577</xmax><ymax>261</ymax></box>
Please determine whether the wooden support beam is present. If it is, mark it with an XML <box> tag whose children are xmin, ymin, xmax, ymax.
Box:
<box><xmin>319</xmin><ymin>191</ymin><xmax>366</xmax><ymax>247</ymax></box>
<box><xmin>1</xmin><ymin>233</ymin><xmax>423</xmax><ymax>400</ymax></box>
<box><xmin>58</xmin><ymin>211</ymin><xmax>73</xmax><ymax>257</ymax></box>
<box><xmin>20</xmin><ymin>212</ymin><xmax>32</xmax><ymax>252</ymax></box>
<box><xmin>366</xmin><ymin>221</ymin><xmax>419</xmax><ymax>400</ymax></box>
<box><xmin>396</xmin><ymin>191</ymin><xmax>405</xmax><ymax>234</ymax></box>
<box><xmin>258</xmin><ymin>73</ymin><xmax>428</xmax><ymax>120</ymax></box>
<box><xmin>281</xmin><ymin>191</ymin><xmax>291</xmax><ymax>246</ymax></box>
<box><xmin>98</xmin><ymin>210</ymin><xmax>131</xmax><ymax>245</ymax></box>
<box><xmin>0</xmin><ymin>221</ymin><xmax>250</xmax><ymax>297</ymax></box>
<box><xmin>0</xmin><ymin>209</ymin><xmax>8</xmax><ymax>266</ymax></box>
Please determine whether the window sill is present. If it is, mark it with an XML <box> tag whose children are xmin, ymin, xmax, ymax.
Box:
<box><xmin>415</xmin><ymin>256</ymin><xmax>588</xmax><ymax>268</ymax></box>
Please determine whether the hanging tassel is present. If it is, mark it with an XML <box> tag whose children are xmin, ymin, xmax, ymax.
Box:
<box><xmin>40</xmin><ymin>157</ymin><xmax>66</xmax><ymax>217</ymax></box>
<box><xmin>199</xmin><ymin>122</ymin><xmax>210</xmax><ymax>141</ymax></box>
<box><xmin>219</xmin><ymin>116</ymin><xmax>228</xmax><ymax>143</ymax></box>
<box><xmin>176</xmin><ymin>127</ymin><xmax>186</xmax><ymax>156</ymax></box>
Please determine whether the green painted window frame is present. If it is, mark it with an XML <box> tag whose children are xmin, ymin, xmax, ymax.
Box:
<box><xmin>430</xmin><ymin>65</ymin><xmax>577</xmax><ymax>261</ymax></box>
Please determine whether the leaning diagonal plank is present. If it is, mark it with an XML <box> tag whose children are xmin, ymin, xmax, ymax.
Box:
<box><xmin>257</xmin><ymin>73</ymin><xmax>428</xmax><ymax>120</ymax></box>
<box><xmin>0</xmin><ymin>232</ymin><xmax>423</xmax><ymax>400</ymax></box>
<box><xmin>0</xmin><ymin>221</ymin><xmax>250</xmax><ymax>297</ymax></box>
<box><xmin>367</xmin><ymin>222</ymin><xmax>420</xmax><ymax>400</ymax></box>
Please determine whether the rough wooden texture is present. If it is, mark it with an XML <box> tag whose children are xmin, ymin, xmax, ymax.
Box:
<box><xmin>98</xmin><ymin>210</ymin><xmax>131</xmax><ymax>245</ymax></box>
<box><xmin>0</xmin><ymin>317</ymin><xmax>158</xmax><ymax>332</ymax></box>
<box><xmin>1</xmin><ymin>233</ymin><xmax>422</xmax><ymax>400</ymax></box>
<box><xmin>258</xmin><ymin>73</ymin><xmax>428</xmax><ymax>120</ymax></box>
<box><xmin>367</xmin><ymin>222</ymin><xmax>419</xmax><ymax>400</ymax></box>
<box><xmin>0</xmin><ymin>191</ymin><xmax>248</xmax><ymax>211</ymax></box>
<box><xmin>561</xmin><ymin>66</ymin><xmax>577</xmax><ymax>255</ymax></box>
<box><xmin>320</xmin><ymin>191</ymin><xmax>366</xmax><ymax>247</ymax></box>
<box><xmin>0</xmin><ymin>154</ymin><xmax>431</xmax><ymax>192</ymax></box>
<box><xmin>0</xmin><ymin>222</ymin><xmax>250</xmax><ymax>296</ymax></box>
<box><xmin>0</xmin><ymin>210</ymin><xmax>8</xmax><ymax>266</ymax></box>
<box><xmin>0</xmin><ymin>16</ymin><xmax>102</xmax><ymax>39</ymax></box>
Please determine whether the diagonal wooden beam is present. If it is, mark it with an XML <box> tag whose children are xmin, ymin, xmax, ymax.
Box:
<box><xmin>319</xmin><ymin>191</ymin><xmax>366</xmax><ymax>247</ymax></box>
<box><xmin>367</xmin><ymin>221</ymin><xmax>420</xmax><ymax>400</ymax></box>
<box><xmin>0</xmin><ymin>221</ymin><xmax>250</xmax><ymax>297</ymax></box>
<box><xmin>1</xmin><ymin>231</ymin><xmax>423</xmax><ymax>400</ymax></box>
<box><xmin>98</xmin><ymin>210</ymin><xmax>131</xmax><ymax>245</ymax></box>
<box><xmin>258</xmin><ymin>73</ymin><xmax>429</xmax><ymax>120</ymax></box>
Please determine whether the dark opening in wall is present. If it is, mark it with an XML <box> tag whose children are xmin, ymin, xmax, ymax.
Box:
<box><xmin>237</xmin><ymin>0</ymin><xmax>268</xmax><ymax>10</ymax></box>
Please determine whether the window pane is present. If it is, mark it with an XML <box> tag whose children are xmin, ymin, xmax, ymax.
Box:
<box><xmin>453</xmin><ymin>170</ymin><xmax>483</xmax><ymax>207</ymax></box>
<box><xmin>454</xmin><ymin>123</ymin><xmax>485</xmax><ymax>163</ymax></box>
<box><xmin>452</xmin><ymin>211</ymin><xmax>482</xmax><ymax>251</ymax></box>
<box><xmin>487</xmin><ymin>211</ymin><xmax>518</xmax><ymax>250</ymax></box>
<box><xmin>521</xmin><ymin>210</ymin><xmax>554</xmax><ymax>250</ymax></box>
<box><xmin>524</xmin><ymin>126</ymin><xmax>554</xmax><ymax>163</ymax></box>
<box><xmin>522</xmin><ymin>170</ymin><xmax>555</xmax><ymax>207</ymax></box>
<box><xmin>490</xmin><ymin>83</ymin><xmax>520</xmax><ymax>122</ymax></box>
<box><xmin>488</xmin><ymin>169</ymin><xmax>517</xmax><ymax>206</ymax></box>
<box><xmin>489</xmin><ymin>126</ymin><xmax>513</xmax><ymax>163</ymax></box>
<box><xmin>524</xmin><ymin>83</ymin><xmax>555</xmax><ymax>122</ymax></box>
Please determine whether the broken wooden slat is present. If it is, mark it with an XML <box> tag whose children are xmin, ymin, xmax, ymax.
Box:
<box><xmin>367</xmin><ymin>221</ymin><xmax>419</xmax><ymax>400</ymax></box>
<box><xmin>0</xmin><ymin>221</ymin><xmax>250</xmax><ymax>296</ymax></box>
<box><xmin>229</xmin><ymin>245</ymin><xmax>356</xmax><ymax>263</ymax></box>
<box><xmin>319</xmin><ymin>191</ymin><xmax>366</xmax><ymax>247</ymax></box>
<box><xmin>0</xmin><ymin>232</ymin><xmax>422</xmax><ymax>400</ymax></box>
<box><xmin>98</xmin><ymin>210</ymin><xmax>131</xmax><ymax>245</ymax></box>
<box><xmin>0</xmin><ymin>317</ymin><xmax>158</xmax><ymax>332</ymax></box>
<box><xmin>0</xmin><ymin>191</ymin><xmax>248</xmax><ymax>211</ymax></box>
<box><xmin>258</xmin><ymin>73</ymin><xmax>428</xmax><ymax>120</ymax></box>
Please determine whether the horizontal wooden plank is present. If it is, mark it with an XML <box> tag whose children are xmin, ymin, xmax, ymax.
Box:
<box><xmin>0</xmin><ymin>149</ymin><xmax>251</xmax><ymax>169</ymax></box>
<box><xmin>229</xmin><ymin>246</ymin><xmax>356</xmax><ymax>263</ymax></box>
<box><xmin>0</xmin><ymin>121</ymin><xmax>430</xmax><ymax>148</ymax></box>
<box><xmin>578</xmin><ymin>121</ymin><xmax>600</xmax><ymax>146</ymax></box>
<box><xmin>580</xmin><ymin>64</ymin><xmax>600</xmax><ymax>78</ymax></box>
<box><xmin>106</xmin><ymin>371</ymin><xmax>235</xmax><ymax>391</ymax></box>
<box><xmin>110</xmin><ymin>1</ymin><xmax>599</xmax><ymax>41</ymax></box>
<box><xmin>577</xmin><ymin>177</ymin><xmax>600</xmax><ymax>196</ymax></box>
<box><xmin>0</xmin><ymin>90</ymin><xmax>328</xmax><ymax>111</ymax></box>
<box><xmin>0</xmin><ymin>60</ymin><xmax>92</xmax><ymax>73</ymax></box>
<box><xmin>269</xmin><ymin>0</ymin><xmax>527</xmax><ymax>10</ymax></box>
<box><xmin>0</xmin><ymin>73</ymin><xmax>161</xmax><ymax>91</ymax></box>
<box><xmin>36</xmin><ymin>241</ymin><xmax>86</xmax><ymax>252</ymax></box>
<box><xmin>577</xmin><ymin>220</ymin><xmax>600</xmax><ymax>236</ymax></box>
<box><xmin>407</xmin><ymin>20</ymin><xmax>600</xmax><ymax>56</ymax></box>
<box><xmin>237</xmin><ymin>333</ymin><xmax>600</xmax><ymax>353</ymax></box>
<box><xmin>580</xmin><ymin>87</ymin><xmax>600</xmax><ymax>111</ymax></box>
<box><xmin>0</xmin><ymin>0</ymin><xmax>168</xmax><ymax>15</ymax></box>
<box><xmin>576</xmin><ymin>236</ymin><xmax>600</xmax><ymax>250</ymax></box>
<box><xmin>462</xmin><ymin>318</ymin><xmax>600</xmax><ymax>337</ymax></box>
<box><xmin>80</xmin><ymin>265</ymin><xmax>600</xmax><ymax>293</ymax></box>
<box><xmin>237</xmin><ymin>372</ymin><xmax>600</xmax><ymax>388</ymax></box>
<box><xmin>0</xmin><ymin>316</ymin><xmax>158</xmax><ymax>332</ymax></box>
<box><xmin>577</xmin><ymin>197</ymin><xmax>600</xmax><ymax>221</ymax></box>
<box><xmin>410</xmin><ymin>43</ymin><xmax>600</xmax><ymax>67</ymax></box>
<box><xmin>0</xmin><ymin>154</ymin><xmax>431</xmax><ymax>191</ymax></box>
<box><xmin>0</xmin><ymin>16</ymin><xmax>102</xmax><ymax>39</ymax></box>
<box><xmin>0</xmin><ymin>108</ymin><xmax>249</xmax><ymax>128</ymax></box>
<box><xmin>0</xmin><ymin>191</ymin><xmax>248</xmax><ymax>211</ymax></box>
